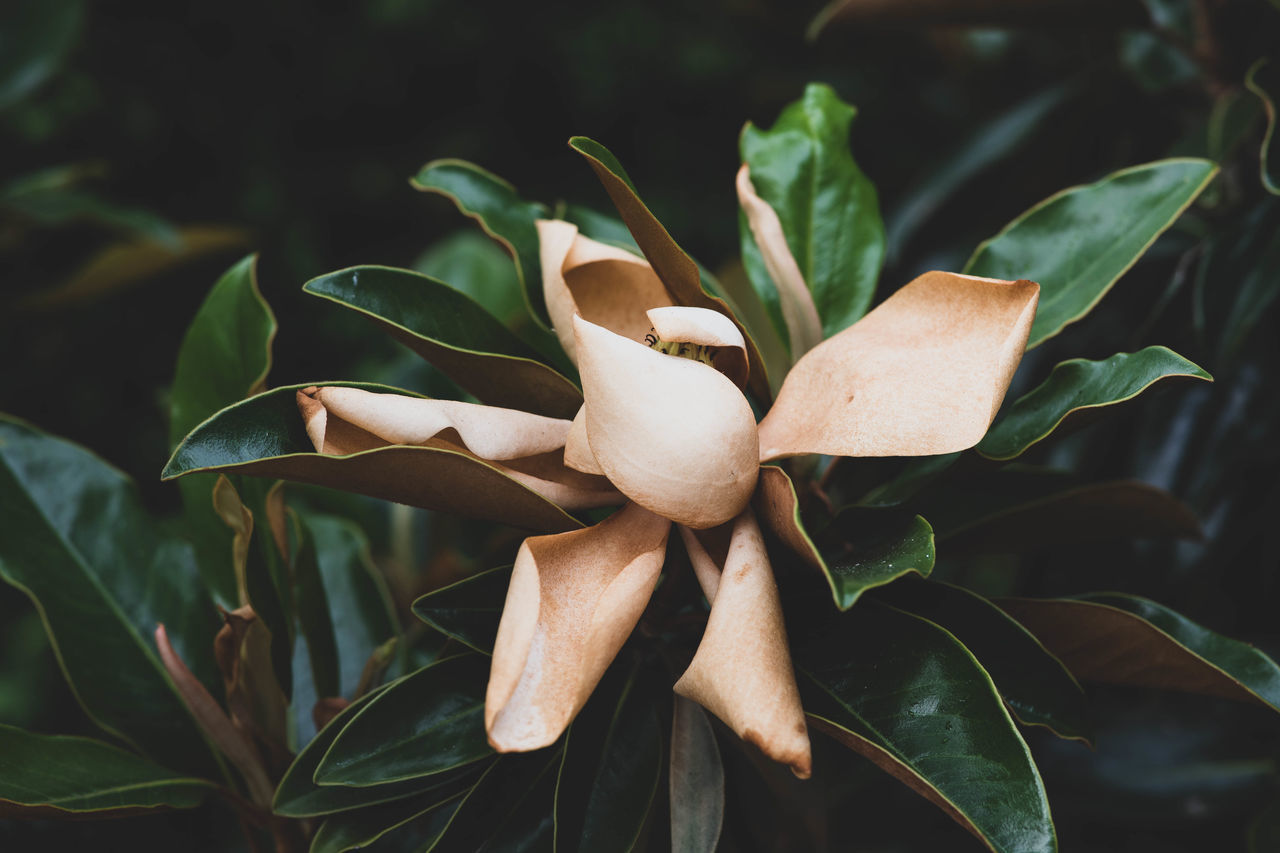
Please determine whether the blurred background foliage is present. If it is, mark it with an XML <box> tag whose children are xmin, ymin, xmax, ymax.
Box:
<box><xmin>2</xmin><ymin>0</ymin><xmax>1279</xmax><ymax>849</ymax></box>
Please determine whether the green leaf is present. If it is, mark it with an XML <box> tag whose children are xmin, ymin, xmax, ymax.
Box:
<box><xmin>819</xmin><ymin>510</ymin><xmax>936</xmax><ymax>610</ymax></box>
<box><xmin>555</xmin><ymin>669</ymin><xmax>662</xmax><ymax>853</ymax></box>
<box><xmin>1000</xmin><ymin>594</ymin><xmax>1280</xmax><ymax>712</ymax></box>
<box><xmin>0</xmin><ymin>0</ymin><xmax>83</xmax><ymax>110</ymax></box>
<box><xmin>875</xmin><ymin>581</ymin><xmax>1092</xmax><ymax>743</ymax></box>
<box><xmin>411</xmin><ymin>159</ymin><xmax>553</xmax><ymax>327</ymax></box>
<box><xmin>431</xmin><ymin>752</ymin><xmax>561</xmax><ymax>853</ymax></box>
<box><xmin>311</xmin><ymin>791</ymin><xmax>467</xmax><ymax>853</ymax></box>
<box><xmin>799</xmin><ymin>603</ymin><xmax>1056</xmax><ymax>853</ymax></box>
<box><xmin>305</xmin><ymin>265</ymin><xmax>580</xmax><ymax>418</ymax></box>
<box><xmin>411</xmin><ymin>565</ymin><xmax>509</xmax><ymax>655</ymax></box>
<box><xmin>740</xmin><ymin>82</ymin><xmax>885</xmax><ymax>342</ymax></box>
<box><xmin>978</xmin><ymin>347</ymin><xmax>1211</xmax><ymax>461</ymax></box>
<box><xmin>292</xmin><ymin>514</ymin><xmax>340</xmax><ymax>702</ymax></box>
<box><xmin>274</xmin><ymin>684</ymin><xmax>485</xmax><ymax>817</ymax></box>
<box><xmin>965</xmin><ymin>158</ymin><xmax>1218</xmax><ymax>348</ymax></box>
<box><xmin>316</xmin><ymin>654</ymin><xmax>493</xmax><ymax>786</ymax></box>
<box><xmin>162</xmin><ymin>382</ymin><xmax>584</xmax><ymax>533</ymax></box>
<box><xmin>668</xmin><ymin>696</ymin><xmax>723</xmax><ymax>853</ymax></box>
<box><xmin>0</xmin><ymin>416</ymin><xmax>220</xmax><ymax>776</ymax></box>
<box><xmin>0</xmin><ymin>724</ymin><xmax>214</xmax><ymax>818</ymax></box>
<box><xmin>169</xmin><ymin>254</ymin><xmax>277</xmax><ymax>609</ymax></box>
<box><xmin>1245</xmin><ymin>58</ymin><xmax>1280</xmax><ymax>194</ymax></box>
<box><xmin>569</xmin><ymin>136</ymin><xmax>773</xmax><ymax>404</ymax></box>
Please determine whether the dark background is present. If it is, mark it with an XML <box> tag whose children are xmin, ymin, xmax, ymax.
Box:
<box><xmin>2</xmin><ymin>0</ymin><xmax>1279</xmax><ymax>849</ymax></box>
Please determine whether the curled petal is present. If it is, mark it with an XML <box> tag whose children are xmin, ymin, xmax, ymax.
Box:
<box><xmin>736</xmin><ymin>165</ymin><xmax>824</xmax><ymax>360</ymax></box>
<box><xmin>299</xmin><ymin>386</ymin><xmax>620</xmax><ymax>512</ymax></box>
<box><xmin>574</xmin><ymin>316</ymin><xmax>759</xmax><ymax>529</ymax></box>
<box><xmin>564</xmin><ymin>404</ymin><xmax>604</xmax><ymax>475</ymax></box>
<box><xmin>537</xmin><ymin>219</ymin><xmax>674</xmax><ymax>364</ymax></box>
<box><xmin>647</xmin><ymin>306</ymin><xmax>749</xmax><ymax>389</ymax></box>
<box><xmin>675</xmin><ymin>510</ymin><xmax>812</xmax><ymax>778</ymax></box>
<box><xmin>758</xmin><ymin>271</ymin><xmax>1039</xmax><ymax>460</ymax></box>
<box><xmin>486</xmin><ymin>502</ymin><xmax>671</xmax><ymax>751</ymax></box>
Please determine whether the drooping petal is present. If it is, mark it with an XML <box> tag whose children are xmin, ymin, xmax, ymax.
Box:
<box><xmin>486</xmin><ymin>502</ymin><xmax>671</xmax><ymax>751</ymax></box>
<box><xmin>574</xmin><ymin>316</ymin><xmax>759</xmax><ymax>529</ymax></box>
<box><xmin>563</xmin><ymin>404</ymin><xmax>604</xmax><ymax>475</ymax></box>
<box><xmin>298</xmin><ymin>386</ymin><xmax>621</xmax><ymax>512</ymax></box>
<box><xmin>674</xmin><ymin>510</ymin><xmax>812</xmax><ymax>778</ymax></box>
<box><xmin>537</xmin><ymin>219</ymin><xmax>674</xmax><ymax>364</ymax></box>
<box><xmin>735</xmin><ymin>164</ymin><xmax>824</xmax><ymax>361</ymax></box>
<box><xmin>758</xmin><ymin>271</ymin><xmax>1039</xmax><ymax>460</ymax></box>
<box><xmin>647</xmin><ymin>306</ymin><xmax>749</xmax><ymax>389</ymax></box>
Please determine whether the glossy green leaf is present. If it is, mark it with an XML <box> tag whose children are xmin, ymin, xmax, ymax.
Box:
<box><xmin>292</xmin><ymin>513</ymin><xmax>340</xmax><ymax>702</ymax></box>
<box><xmin>274</xmin><ymin>684</ymin><xmax>483</xmax><ymax>817</ymax></box>
<box><xmin>412</xmin><ymin>565</ymin><xmax>509</xmax><ymax>654</ymax></box>
<box><xmin>555</xmin><ymin>669</ymin><xmax>662</xmax><ymax>853</ymax></box>
<box><xmin>887</xmin><ymin>86</ymin><xmax>1067</xmax><ymax>257</ymax></box>
<box><xmin>965</xmin><ymin>158</ymin><xmax>1217</xmax><ymax>348</ymax></box>
<box><xmin>874</xmin><ymin>581</ymin><xmax>1091</xmax><ymax>743</ymax></box>
<box><xmin>0</xmin><ymin>724</ymin><xmax>213</xmax><ymax>818</ymax></box>
<box><xmin>855</xmin><ymin>453</ymin><xmax>961</xmax><ymax>508</ymax></box>
<box><xmin>799</xmin><ymin>603</ymin><xmax>1056</xmax><ymax>853</ymax></box>
<box><xmin>0</xmin><ymin>0</ymin><xmax>82</xmax><ymax>110</ymax></box>
<box><xmin>169</xmin><ymin>254</ymin><xmax>277</xmax><ymax>607</ymax></box>
<box><xmin>0</xmin><ymin>416</ymin><xmax>220</xmax><ymax>776</ymax></box>
<box><xmin>1246</xmin><ymin>58</ymin><xmax>1280</xmax><ymax>195</ymax></box>
<box><xmin>978</xmin><ymin>347</ymin><xmax>1211</xmax><ymax>461</ymax></box>
<box><xmin>668</xmin><ymin>696</ymin><xmax>723</xmax><ymax>853</ymax></box>
<box><xmin>431</xmin><ymin>752</ymin><xmax>561</xmax><ymax>853</ymax></box>
<box><xmin>311</xmin><ymin>790</ymin><xmax>467</xmax><ymax>853</ymax></box>
<box><xmin>740</xmin><ymin>82</ymin><xmax>885</xmax><ymax>343</ymax></box>
<box><xmin>411</xmin><ymin>158</ymin><xmax>553</xmax><ymax>327</ymax></box>
<box><xmin>316</xmin><ymin>654</ymin><xmax>493</xmax><ymax>786</ymax></box>
<box><xmin>162</xmin><ymin>383</ymin><xmax>584</xmax><ymax>533</ymax></box>
<box><xmin>924</xmin><ymin>469</ymin><xmax>1201</xmax><ymax>550</ymax></box>
<box><xmin>569</xmin><ymin>135</ymin><xmax>773</xmax><ymax>403</ymax></box>
<box><xmin>1001</xmin><ymin>594</ymin><xmax>1280</xmax><ymax>713</ymax></box>
<box><xmin>819</xmin><ymin>510</ymin><xmax>936</xmax><ymax>610</ymax></box>
<box><xmin>305</xmin><ymin>265</ymin><xmax>580</xmax><ymax>418</ymax></box>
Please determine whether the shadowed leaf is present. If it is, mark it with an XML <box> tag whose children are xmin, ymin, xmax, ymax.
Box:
<box><xmin>412</xmin><ymin>564</ymin><xmax>510</xmax><ymax>655</ymax></box>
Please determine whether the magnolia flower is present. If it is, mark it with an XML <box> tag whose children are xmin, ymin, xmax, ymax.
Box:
<box><xmin>294</xmin><ymin>201</ymin><xmax>1039</xmax><ymax>779</ymax></box>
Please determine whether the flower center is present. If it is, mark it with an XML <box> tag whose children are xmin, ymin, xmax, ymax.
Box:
<box><xmin>643</xmin><ymin>328</ymin><xmax>717</xmax><ymax>367</ymax></box>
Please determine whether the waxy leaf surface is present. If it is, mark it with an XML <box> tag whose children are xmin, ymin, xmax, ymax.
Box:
<box><xmin>875</xmin><ymin>581</ymin><xmax>1091</xmax><ymax>742</ymax></box>
<box><xmin>430</xmin><ymin>752</ymin><xmax>561</xmax><ymax>853</ymax></box>
<box><xmin>740</xmin><ymin>82</ymin><xmax>885</xmax><ymax>343</ymax></box>
<box><xmin>311</xmin><ymin>791</ymin><xmax>466</xmax><ymax>853</ymax></box>
<box><xmin>978</xmin><ymin>346</ymin><xmax>1210</xmax><ymax>460</ymax></box>
<box><xmin>316</xmin><ymin>654</ymin><xmax>492</xmax><ymax>786</ymax></box>
<box><xmin>819</xmin><ymin>511</ymin><xmax>936</xmax><ymax>610</ymax></box>
<box><xmin>965</xmin><ymin>158</ymin><xmax>1217</xmax><ymax>348</ymax></box>
<box><xmin>162</xmin><ymin>383</ymin><xmax>584</xmax><ymax>533</ymax></box>
<box><xmin>668</xmin><ymin>696</ymin><xmax>724</xmax><ymax>853</ymax></box>
<box><xmin>0</xmin><ymin>417</ymin><xmax>219</xmax><ymax>776</ymax></box>
<box><xmin>798</xmin><ymin>603</ymin><xmax>1056</xmax><ymax>853</ymax></box>
<box><xmin>0</xmin><ymin>724</ymin><xmax>213</xmax><ymax>818</ymax></box>
<box><xmin>412</xmin><ymin>564</ymin><xmax>510</xmax><ymax>655</ymax></box>
<box><xmin>305</xmin><ymin>266</ymin><xmax>580</xmax><ymax>418</ymax></box>
<box><xmin>1001</xmin><ymin>594</ymin><xmax>1280</xmax><ymax>712</ymax></box>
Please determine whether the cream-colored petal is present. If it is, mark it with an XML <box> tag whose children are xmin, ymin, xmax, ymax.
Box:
<box><xmin>674</xmin><ymin>509</ymin><xmax>812</xmax><ymax>778</ymax></box>
<box><xmin>537</xmin><ymin>219</ymin><xmax>674</xmax><ymax>365</ymax></box>
<box><xmin>563</xmin><ymin>404</ymin><xmax>604</xmax><ymax>476</ymax></box>
<box><xmin>758</xmin><ymin>271</ymin><xmax>1039</xmax><ymax>460</ymax></box>
<box><xmin>646</xmin><ymin>306</ymin><xmax>749</xmax><ymax>389</ymax></box>
<box><xmin>305</xmin><ymin>386</ymin><xmax>569</xmax><ymax>460</ymax></box>
<box><xmin>736</xmin><ymin>165</ymin><xmax>824</xmax><ymax>361</ymax></box>
<box><xmin>574</xmin><ymin>316</ymin><xmax>759</xmax><ymax>529</ymax></box>
<box><xmin>486</xmin><ymin>502</ymin><xmax>671</xmax><ymax>751</ymax></box>
<box><xmin>297</xmin><ymin>387</ymin><xmax>621</xmax><ymax>515</ymax></box>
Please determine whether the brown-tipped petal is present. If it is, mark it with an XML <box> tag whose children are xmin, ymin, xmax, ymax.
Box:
<box><xmin>564</xmin><ymin>404</ymin><xmax>605</xmax><ymax>476</ymax></box>
<box><xmin>736</xmin><ymin>165</ymin><xmax>824</xmax><ymax>361</ymax></box>
<box><xmin>306</xmin><ymin>386</ymin><xmax>570</xmax><ymax>460</ymax></box>
<box><xmin>647</xmin><ymin>306</ymin><xmax>749</xmax><ymax>389</ymax></box>
<box><xmin>758</xmin><ymin>271</ymin><xmax>1039</xmax><ymax>460</ymax></box>
<box><xmin>673</xmin><ymin>510</ymin><xmax>811</xmax><ymax>778</ymax></box>
<box><xmin>574</xmin><ymin>316</ymin><xmax>759</xmax><ymax>529</ymax></box>
<box><xmin>486</xmin><ymin>502</ymin><xmax>670</xmax><ymax>751</ymax></box>
<box><xmin>537</xmin><ymin>219</ymin><xmax>674</xmax><ymax>364</ymax></box>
